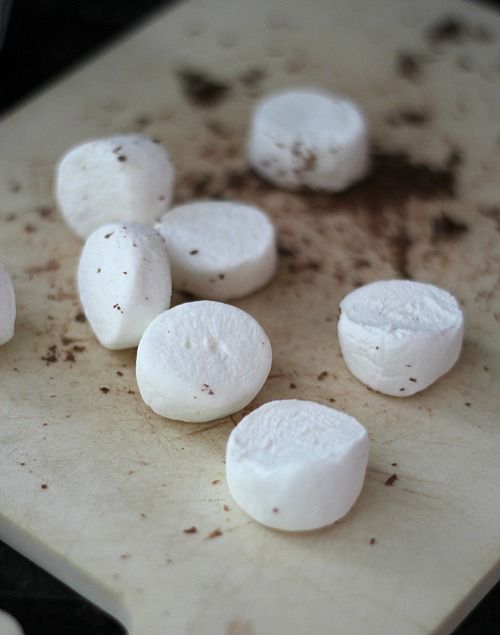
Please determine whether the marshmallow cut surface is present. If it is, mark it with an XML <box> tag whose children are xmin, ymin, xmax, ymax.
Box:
<box><xmin>77</xmin><ymin>222</ymin><xmax>172</xmax><ymax>349</ymax></box>
<box><xmin>338</xmin><ymin>279</ymin><xmax>464</xmax><ymax>396</ymax></box>
<box><xmin>55</xmin><ymin>134</ymin><xmax>174</xmax><ymax>238</ymax></box>
<box><xmin>156</xmin><ymin>201</ymin><xmax>277</xmax><ymax>300</ymax></box>
<box><xmin>0</xmin><ymin>261</ymin><xmax>15</xmax><ymax>345</ymax></box>
<box><xmin>226</xmin><ymin>400</ymin><xmax>369</xmax><ymax>531</ymax></box>
<box><xmin>136</xmin><ymin>301</ymin><xmax>272</xmax><ymax>422</ymax></box>
<box><xmin>247</xmin><ymin>88</ymin><xmax>369</xmax><ymax>192</ymax></box>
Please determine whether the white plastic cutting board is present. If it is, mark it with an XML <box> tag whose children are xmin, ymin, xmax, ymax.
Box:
<box><xmin>1</xmin><ymin>1</ymin><xmax>499</xmax><ymax>633</ymax></box>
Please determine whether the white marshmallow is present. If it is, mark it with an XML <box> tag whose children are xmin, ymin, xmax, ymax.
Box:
<box><xmin>226</xmin><ymin>400</ymin><xmax>369</xmax><ymax>531</ymax></box>
<box><xmin>0</xmin><ymin>261</ymin><xmax>15</xmax><ymax>345</ymax></box>
<box><xmin>247</xmin><ymin>88</ymin><xmax>369</xmax><ymax>192</ymax></box>
<box><xmin>338</xmin><ymin>280</ymin><xmax>464</xmax><ymax>397</ymax></box>
<box><xmin>77</xmin><ymin>222</ymin><xmax>172</xmax><ymax>349</ymax></box>
<box><xmin>0</xmin><ymin>610</ymin><xmax>24</xmax><ymax>635</ymax></box>
<box><xmin>136</xmin><ymin>301</ymin><xmax>272</xmax><ymax>422</ymax></box>
<box><xmin>55</xmin><ymin>134</ymin><xmax>174</xmax><ymax>238</ymax></box>
<box><xmin>155</xmin><ymin>201</ymin><xmax>277</xmax><ymax>300</ymax></box>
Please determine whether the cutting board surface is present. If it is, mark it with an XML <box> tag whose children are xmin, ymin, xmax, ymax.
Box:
<box><xmin>1</xmin><ymin>1</ymin><xmax>499</xmax><ymax>633</ymax></box>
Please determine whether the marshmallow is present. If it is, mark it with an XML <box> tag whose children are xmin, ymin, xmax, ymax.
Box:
<box><xmin>55</xmin><ymin>134</ymin><xmax>174</xmax><ymax>238</ymax></box>
<box><xmin>155</xmin><ymin>201</ymin><xmax>277</xmax><ymax>300</ymax></box>
<box><xmin>247</xmin><ymin>88</ymin><xmax>369</xmax><ymax>192</ymax></box>
<box><xmin>338</xmin><ymin>280</ymin><xmax>464</xmax><ymax>397</ymax></box>
<box><xmin>136</xmin><ymin>301</ymin><xmax>272</xmax><ymax>422</ymax></box>
<box><xmin>77</xmin><ymin>222</ymin><xmax>172</xmax><ymax>349</ymax></box>
<box><xmin>0</xmin><ymin>610</ymin><xmax>24</xmax><ymax>635</ymax></box>
<box><xmin>0</xmin><ymin>261</ymin><xmax>15</xmax><ymax>345</ymax></box>
<box><xmin>226</xmin><ymin>400</ymin><xmax>369</xmax><ymax>531</ymax></box>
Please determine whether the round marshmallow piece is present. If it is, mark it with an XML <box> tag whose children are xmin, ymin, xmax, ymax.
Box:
<box><xmin>78</xmin><ymin>222</ymin><xmax>172</xmax><ymax>349</ymax></box>
<box><xmin>156</xmin><ymin>201</ymin><xmax>277</xmax><ymax>300</ymax></box>
<box><xmin>55</xmin><ymin>134</ymin><xmax>174</xmax><ymax>238</ymax></box>
<box><xmin>248</xmin><ymin>88</ymin><xmax>369</xmax><ymax>192</ymax></box>
<box><xmin>226</xmin><ymin>400</ymin><xmax>369</xmax><ymax>531</ymax></box>
<box><xmin>0</xmin><ymin>261</ymin><xmax>15</xmax><ymax>345</ymax></box>
<box><xmin>338</xmin><ymin>280</ymin><xmax>464</xmax><ymax>397</ymax></box>
<box><xmin>136</xmin><ymin>301</ymin><xmax>272</xmax><ymax>422</ymax></box>
<box><xmin>0</xmin><ymin>610</ymin><xmax>24</xmax><ymax>635</ymax></box>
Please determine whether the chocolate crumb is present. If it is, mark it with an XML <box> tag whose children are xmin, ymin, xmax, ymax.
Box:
<box><xmin>177</xmin><ymin>68</ymin><xmax>231</xmax><ymax>107</ymax></box>
<box><xmin>100</xmin><ymin>387</ymin><xmax>110</xmax><ymax>394</ymax></box>
<box><xmin>392</xmin><ymin>462</ymin><xmax>398</xmax><ymax>467</ymax></box>
<box><xmin>218</xmin><ymin>273</ymin><xmax>225</xmax><ymax>279</ymax></box>
<box><xmin>38</xmin><ymin>206</ymin><xmax>53</xmax><ymax>218</ymax></box>
<box><xmin>465</xmin><ymin>402</ymin><xmax>471</xmax><ymax>407</ymax></box>
<box><xmin>385</xmin><ymin>473</ymin><xmax>398</xmax><ymax>486</ymax></box>
<box><xmin>432</xmin><ymin>213</ymin><xmax>468</xmax><ymax>241</ymax></box>
<box><xmin>212</xmin><ymin>479</ymin><xmax>220</xmax><ymax>485</ymax></box>
<box><xmin>328</xmin><ymin>398</ymin><xmax>336</xmax><ymax>403</ymax></box>
<box><xmin>409</xmin><ymin>377</ymin><xmax>417</xmax><ymax>383</ymax></box>
<box><xmin>483</xmin><ymin>366</ymin><xmax>489</xmax><ymax>372</ymax></box>
<box><xmin>75</xmin><ymin>311</ymin><xmax>86</xmax><ymax>323</ymax></box>
<box><xmin>317</xmin><ymin>371</ymin><xmax>328</xmax><ymax>381</ymax></box>
<box><xmin>24</xmin><ymin>223</ymin><xmax>37</xmax><ymax>233</ymax></box>
<box><xmin>65</xmin><ymin>351</ymin><xmax>75</xmax><ymax>362</ymax></box>
<box><xmin>183</xmin><ymin>526</ymin><xmax>198</xmax><ymax>534</ymax></box>
<box><xmin>73</xmin><ymin>345</ymin><xmax>85</xmax><ymax>353</ymax></box>
<box><xmin>128</xmin><ymin>389</ymin><xmax>136</xmax><ymax>395</ymax></box>
<box><xmin>207</xmin><ymin>528</ymin><xmax>223</xmax><ymax>539</ymax></box>
<box><xmin>104</xmin><ymin>232</ymin><xmax>113</xmax><ymax>239</ymax></box>
<box><xmin>370</xmin><ymin>538</ymin><xmax>376</xmax><ymax>545</ymax></box>
<box><xmin>396</xmin><ymin>51</ymin><xmax>423</xmax><ymax>80</ymax></box>
<box><xmin>399</xmin><ymin>387</ymin><xmax>405</xmax><ymax>392</ymax></box>
<box><xmin>120</xmin><ymin>553</ymin><xmax>130</xmax><ymax>560</ymax></box>
<box><xmin>387</xmin><ymin>109</ymin><xmax>431</xmax><ymax>127</ymax></box>
<box><xmin>41</xmin><ymin>483</ymin><xmax>48</xmax><ymax>490</ymax></box>
<box><xmin>118</xmin><ymin>155</ymin><xmax>127</xmax><ymax>162</ymax></box>
<box><xmin>289</xmin><ymin>382</ymin><xmax>297</xmax><ymax>389</ymax></box>
<box><xmin>189</xmin><ymin>249</ymin><xmax>199</xmax><ymax>255</ymax></box>
<box><xmin>223</xmin><ymin>504</ymin><xmax>230</xmax><ymax>512</ymax></box>
<box><xmin>117</xmin><ymin>371</ymin><xmax>124</xmax><ymax>376</ymax></box>
<box><xmin>272</xmin><ymin>507</ymin><xmax>279</xmax><ymax>513</ymax></box>
<box><xmin>239</xmin><ymin>67</ymin><xmax>266</xmax><ymax>87</ymax></box>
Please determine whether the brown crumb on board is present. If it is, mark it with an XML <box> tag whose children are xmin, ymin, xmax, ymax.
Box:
<box><xmin>370</xmin><ymin>538</ymin><xmax>376</xmax><ymax>545</ymax></box>
<box><xmin>207</xmin><ymin>528</ymin><xmax>223</xmax><ymax>539</ymax></box>
<box><xmin>432</xmin><ymin>213</ymin><xmax>468</xmax><ymax>241</ymax></box>
<box><xmin>75</xmin><ymin>312</ymin><xmax>86</xmax><ymax>323</ymax></box>
<box><xmin>177</xmin><ymin>68</ymin><xmax>231</xmax><ymax>107</ymax></box>
<box><xmin>385</xmin><ymin>473</ymin><xmax>398</xmax><ymax>486</ymax></box>
<box><xmin>183</xmin><ymin>526</ymin><xmax>198</xmax><ymax>534</ymax></box>
<box><xmin>100</xmin><ymin>387</ymin><xmax>110</xmax><ymax>394</ymax></box>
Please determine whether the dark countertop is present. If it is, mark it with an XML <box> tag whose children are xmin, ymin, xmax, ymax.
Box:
<box><xmin>0</xmin><ymin>1</ymin><xmax>499</xmax><ymax>633</ymax></box>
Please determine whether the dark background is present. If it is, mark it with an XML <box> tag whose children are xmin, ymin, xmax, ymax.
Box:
<box><xmin>0</xmin><ymin>0</ymin><xmax>499</xmax><ymax>633</ymax></box>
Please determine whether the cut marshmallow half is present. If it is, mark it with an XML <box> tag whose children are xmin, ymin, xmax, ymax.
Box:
<box><xmin>226</xmin><ymin>400</ymin><xmax>369</xmax><ymax>531</ymax></box>
<box><xmin>0</xmin><ymin>260</ymin><xmax>15</xmax><ymax>345</ymax></box>
<box><xmin>248</xmin><ymin>88</ymin><xmax>369</xmax><ymax>192</ymax></box>
<box><xmin>155</xmin><ymin>201</ymin><xmax>277</xmax><ymax>300</ymax></box>
<box><xmin>77</xmin><ymin>222</ymin><xmax>172</xmax><ymax>349</ymax></box>
<box><xmin>136</xmin><ymin>301</ymin><xmax>272</xmax><ymax>422</ymax></box>
<box><xmin>338</xmin><ymin>279</ymin><xmax>464</xmax><ymax>396</ymax></box>
<box><xmin>55</xmin><ymin>134</ymin><xmax>174</xmax><ymax>238</ymax></box>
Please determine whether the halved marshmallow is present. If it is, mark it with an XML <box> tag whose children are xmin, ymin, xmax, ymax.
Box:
<box><xmin>338</xmin><ymin>280</ymin><xmax>464</xmax><ymax>396</ymax></box>
<box><xmin>55</xmin><ymin>134</ymin><xmax>174</xmax><ymax>238</ymax></box>
<box><xmin>247</xmin><ymin>88</ymin><xmax>369</xmax><ymax>191</ymax></box>
<box><xmin>77</xmin><ymin>222</ymin><xmax>171</xmax><ymax>349</ymax></box>
<box><xmin>155</xmin><ymin>201</ymin><xmax>277</xmax><ymax>300</ymax></box>
<box><xmin>0</xmin><ymin>261</ymin><xmax>15</xmax><ymax>345</ymax></box>
<box><xmin>136</xmin><ymin>301</ymin><xmax>272</xmax><ymax>422</ymax></box>
<box><xmin>0</xmin><ymin>610</ymin><xmax>24</xmax><ymax>635</ymax></box>
<box><xmin>226</xmin><ymin>400</ymin><xmax>369</xmax><ymax>531</ymax></box>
